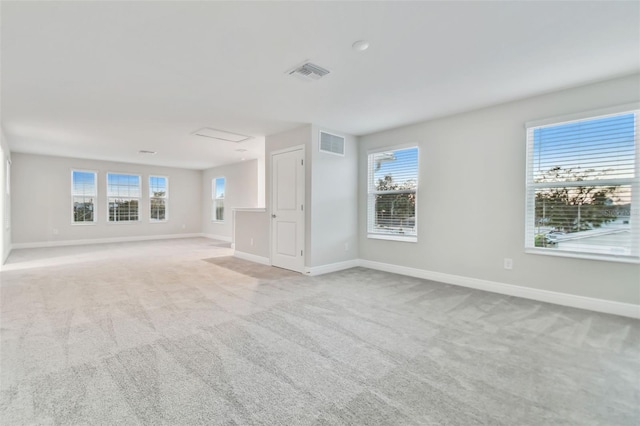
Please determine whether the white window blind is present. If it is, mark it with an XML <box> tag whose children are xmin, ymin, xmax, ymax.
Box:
<box><xmin>71</xmin><ymin>170</ymin><xmax>97</xmax><ymax>223</ymax></box>
<box><xmin>149</xmin><ymin>176</ymin><xmax>168</xmax><ymax>221</ymax></box>
<box><xmin>212</xmin><ymin>177</ymin><xmax>225</xmax><ymax>222</ymax></box>
<box><xmin>367</xmin><ymin>146</ymin><xmax>418</xmax><ymax>241</ymax></box>
<box><xmin>525</xmin><ymin>108</ymin><xmax>639</xmax><ymax>262</ymax></box>
<box><xmin>107</xmin><ymin>173</ymin><xmax>141</xmax><ymax>222</ymax></box>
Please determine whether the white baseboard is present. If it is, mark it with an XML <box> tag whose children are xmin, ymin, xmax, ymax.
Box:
<box><xmin>11</xmin><ymin>233</ymin><xmax>204</xmax><ymax>250</ymax></box>
<box><xmin>202</xmin><ymin>234</ymin><xmax>233</xmax><ymax>243</ymax></box>
<box><xmin>233</xmin><ymin>250</ymin><xmax>270</xmax><ymax>266</ymax></box>
<box><xmin>359</xmin><ymin>259</ymin><xmax>640</xmax><ymax>319</ymax></box>
<box><xmin>5</xmin><ymin>233</ymin><xmax>637</xmax><ymax>319</ymax></box>
<box><xmin>305</xmin><ymin>259</ymin><xmax>360</xmax><ymax>276</ymax></box>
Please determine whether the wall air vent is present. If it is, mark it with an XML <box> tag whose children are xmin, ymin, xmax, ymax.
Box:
<box><xmin>192</xmin><ymin>127</ymin><xmax>252</xmax><ymax>143</ymax></box>
<box><xmin>319</xmin><ymin>131</ymin><xmax>345</xmax><ymax>156</ymax></box>
<box><xmin>288</xmin><ymin>61</ymin><xmax>331</xmax><ymax>82</ymax></box>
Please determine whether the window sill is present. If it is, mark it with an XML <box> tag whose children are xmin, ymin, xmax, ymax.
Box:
<box><xmin>71</xmin><ymin>222</ymin><xmax>96</xmax><ymax>226</ymax></box>
<box><xmin>368</xmin><ymin>233</ymin><xmax>417</xmax><ymax>243</ymax></box>
<box><xmin>525</xmin><ymin>247</ymin><xmax>639</xmax><ymax>264</ymax></box>
<box><xmin>150</xmin><ymin>220</ymin><xmax>168</xmax><ymax>224</ymax></box>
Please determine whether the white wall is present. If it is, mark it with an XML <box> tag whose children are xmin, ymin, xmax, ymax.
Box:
<box><xmin>264</xmin><ymin>124</ymin><xmax>359</xmax><ymax>269</ymax></box>
<box><xmin>201</xmin><ymin>159</ymin><xmax>260</xmax><ymax>241</ymax></box>
<box><xmin>11</xmin><ymin>153</ymin><xmax>202</xmax><ymax>246</ymax></box>
<box><xmin>309</xmin><ymin>125</ymin><xmax>358</xmax><ymax>267</ymax></box>
<box><xmin>0</xmin><ymin>129</ymin><xmax>11</xmax><ymax>263</ymax></box>
<box><xmin>358</xmin><ymin>74</ymin><xmax>640</xmax><ymax>305</ymax></box>
<box><xmin>234</xmin><ymin>209</ymin><xmax>270</xmax><ymax>258</ymax></box>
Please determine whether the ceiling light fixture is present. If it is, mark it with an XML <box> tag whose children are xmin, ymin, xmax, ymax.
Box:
<box><xmin>192</xmin><ymin>127</ymin><xmax>252</xmax><ymax>143</ymax></box>
<box><xmin>138</xmin><ymin>150</ymin><xmax>157</xmax><ymax>155</ymax></box>
<box><xmin>235</xmin><ymin>148</ymin><xmax>248</xmax><ymax>152</ymax></box>
<box><xmin>352</xmin><ymin>40</ymin><xmax>370</xmax><ymax>52</ymax></box>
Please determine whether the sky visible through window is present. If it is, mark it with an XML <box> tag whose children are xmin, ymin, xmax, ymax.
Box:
<box><xmin>215</xmin><ymin>177</ymin><xmax>225</xmax><ymax>199</ymax></box>
<box><xmin>533</xmin><ymin>113</ymin><xmax>635</xmax><ymax>183</ymax></box>
<box><xmin>528</xmin><ymin>111</ymin><xmax>637</xmax><ymax>257</ymax></box>
<box><xmin>72</xmin><ymin>171</ymin><xmax>96</xmax><ymax>194</ymax></box>
<box><xmin>150</xmin><ymin>176</ymin><xmax>167</xmax><ymax>196</ymax></box>
<box><xmin>373</xmin><ymin>147</ymin><xmax>418</xmax><ymax>187</ymax></box>
<box><xmin>107</xmin><ymin>173</ymin><xmax>141</xmax><ymax>197</ymax></box>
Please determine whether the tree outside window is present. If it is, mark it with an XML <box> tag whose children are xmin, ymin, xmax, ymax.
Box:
<box><xmin>213</xmin><ymin>177</ymin><xmax>225</xmax><ymax>221</ymax></box>
<box><xmin>367</xmin><ymin>147</ymin><xmax>418</xmax><ymax>241</ymax></box>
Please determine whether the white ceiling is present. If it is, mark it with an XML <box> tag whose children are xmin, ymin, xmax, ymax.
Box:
<box><xmin>2</xmin><ymin>1</ymin><xmax>638</xmax><ymax>170</ymax></box>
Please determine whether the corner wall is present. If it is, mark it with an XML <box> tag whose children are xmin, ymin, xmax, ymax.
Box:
<box><xmin>10</xmin><ymin>153</ymin><xmax>202</xmax><ymax>246</ymax></box>
<box><xmin>264</xmin><ymin>124</ymin><xmax>360</xmax><ymax>271</ymax></box>
<box><xmin>0</xmin><ymin>129</ymin><xmax>11</xmax><ymax>263</ymax></box>
<box><xmin>309</xmin><ymin>125</ymin><xmax>359</xmax><ymax>268</ymax></box>
<box><xmin>358</xmin><ymin>74</ymin><xmax>640</xmax><ymax>305</ymax></box>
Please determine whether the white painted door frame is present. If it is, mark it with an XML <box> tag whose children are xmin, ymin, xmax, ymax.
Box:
<box><xmin>270</xmin><ymin>145</ymin><xmax>305</xmax><ymax>273</ymax></box>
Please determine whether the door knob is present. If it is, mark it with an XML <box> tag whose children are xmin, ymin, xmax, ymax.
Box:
<box><xmin>271</xmin><ymin>214</ymin><xmax>277</xmax><ymax>218</ymax></box>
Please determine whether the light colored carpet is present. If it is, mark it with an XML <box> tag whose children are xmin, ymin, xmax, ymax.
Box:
<box><xmin>1</xmin><ymin>238</ymin><xmax>638</xmax><ymax>425</ymax></box>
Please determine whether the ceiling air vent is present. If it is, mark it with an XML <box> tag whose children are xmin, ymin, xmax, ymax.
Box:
<box><xmin>288</xmin><ymin>62</ymin><xmax>331</xmax><ymax>81</ymax></box>
<box><xmin>319</xmin><ymin>131</ymin><xmax>345</xmax><ymax>156</ymax></box>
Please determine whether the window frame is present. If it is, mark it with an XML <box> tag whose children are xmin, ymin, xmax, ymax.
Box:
<box><xmin>212</xmin><ymin>176</ymin><xmax>226</xmax><ymax>222</ymax></box>
<box><xmin>149</xmin><ymin>175</ymin><xmax>169</xmax><ymax>223</ymax></box>
<box><xmin>367</xmin><ymin>144</ymin><xmax>419</xmax><ymax>243</ymax></box>
<box><xmin>106</xmin><ymin>172</ymin><xmax>142</xmax><ymax>224</ymax></box>
<box><xmin>524</xmin><ymin>103</ymin><xmax>640</xmax><ymax>263</ymax></box>
<box><xmin>71</xmin><ymin>169</ymin><xmax>98</xmax><ymax>225</ymax></box>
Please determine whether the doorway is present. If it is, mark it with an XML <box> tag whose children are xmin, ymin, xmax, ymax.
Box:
<box><xmin>270</xmin><ymin>146</ymin><xmax>305</xmax><ymax>272</ymax></box>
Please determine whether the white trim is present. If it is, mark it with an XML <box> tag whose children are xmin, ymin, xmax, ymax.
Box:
<box><xmin>524</xmin><ymin>107</ymin><xmax>640</xmax><ymax>262</ymax></box>
<box><xmin>71</xmin><ymin>169</ymin><xmax>98</xmax><ymax>224</ymax></box>
<box><xmin>270</xmin><ymin>144</ymin><xmax>306</xmax><ymax>273</ymax></box>
<box><xmin>202</xmin><ymin>233</ymin><xmax>232</xmax><ymax>243</ymax></box>
<box><xmin>304</xmin><ymin>259</ymin><xmax>360</xmax><ymax>276</ymax></box>
<box><xmin>525</xmin><ymin>247</ymin><xmax>639</xmax><ymax>264</ymax></box>
<box><xmin>270</xmin><ymin>145</ymin><xmax>305</xmax><ymax>156</ymax></box>
<box><xmin>11</xmin><ymin>233</ymin><xmax>203</xmax><ymax>250</ymax></box>
<box><xmin>212</xmin><ymin>176</ymin><xmax>226</xmax><ymax>222</ymax></box>
<box><xmin>106</xmin><ymin>171</ymin><xmax>142</xmax><ymax>223</ymax></box>
<box><xmin>367</xmin><ymin>234</ymin><xmax>417</xmax><ymax>243</ymax></box>
<box><xmin>233</xmin><ymin>250</ymin><xmax>270</xmax><ymax>266</ymax></box>
<box><xmin>358</xmin><ymin>259</ymin><xmax>640</xmax><ymax>319</ymax></box>
<box><xmin>525</xmin><ymin>102</ymin><xmax>640</xmax><ymax>128</ymax></box>
<box><xmin>366</xmin><ymin>142</ymin><xmax>421</xmax><ymax>155</ymax></box>
<box><xmin>367</xmin><ymin>145</ymin><xmax>419</xmax><ymax>240</ymax></box>
<box><xmin>149</xmin><ymin>174</ymin><xmax>169</xmax><ymax>223</ymax></box>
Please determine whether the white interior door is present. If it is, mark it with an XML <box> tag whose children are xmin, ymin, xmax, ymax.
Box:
<box><xmin>271</xmin><ymin>147</ymin><xmax>305</xmax><ymax>272</ymax></box>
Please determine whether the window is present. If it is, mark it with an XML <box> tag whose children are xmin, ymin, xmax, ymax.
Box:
<box><xmin>525</xmin><ymin>107</ymin><xmax>639</xmax><ymax>262</ymax></box>
<box><xmin>149</xmin><ymin>176</ymin><xmax>168</xmax><ymax>221</ymax></box>
<box><xmin>71</xmin><ymin>170</ymin><xmax>97</xmax><ymax>223</ymax></box>
<box><xmin>107</xmin><ymin>173</ymin><xmax>140</xmax><ymax>222</ymax></box>
<box><xmin>367</xmin><ymin>146</ymin><xmax>419</xmax><ymax>241</ymax></box>
<box><xmin>212</xmin><ymin>177</ymin><xmax>225</xmax><ymax>221</ymax></box>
